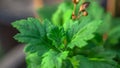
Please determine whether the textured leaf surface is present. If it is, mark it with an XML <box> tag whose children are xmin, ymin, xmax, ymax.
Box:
<box><xmin>12</xmin><ymin>18</ymin><xmax>53</xmax><ymax>55</ymax></box>
<box><xmin>47</xmin><ymin>26</ymin><xmax>65</xmax><ymax>47</ymax></box>
<box><xmin>24</xmin><ymin>44</ymin><xmax>49</xmax><ymax>56</ymax></box>
<box><xmin>12</xmin><ymin>18</ymin><xmax>45</xmax><ymax>44</ymax></box>
<box><xmin>67</xmin><ymin>20</ymin><xmax>101</xmax><ymax>48</ymax></box>
<box><xmin>41</xmin><ymin>50</ymin><xmax>69</xmax><ymax>68</ymax></box>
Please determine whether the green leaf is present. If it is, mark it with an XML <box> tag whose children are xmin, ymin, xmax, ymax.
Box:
<box><xmin>68</xmin><ymin>20</ymin><xmax>102</xmax><ymax>49</ymax></box>
<box><xmin>63</xmin><ymin>17</ymin><xmax>92</xmax><ymax>42</ymax></box>
<box><xmin>12</xmin><ymin>18</ymin><xmax>46</xmax><ymax>44</ymax></box>
<box><xmin>47</xmin><ymin>26</ymin><xmax>65</xmax><ymax>48</ymax></box>
<box><xmin>52</xmin><ymin>3</ymin><xmax>73</xmax><ymax>26</ymax></box>
<box><xmin>26</xmin><ymin>53</ymin><xmax>41</xmax><ymax>68</ymax></box>
<box><xmin>41</xmin><ymin>50</ymin><xmax>69</xmax><ymax>68</ymax></box>
<box><xmin>69</xmin><ymin>56</ymin><xmax>80</xmax><ymax>68</ymax></box>
<box><xmin>63</xmin><ymin>59</ymin><xmax>73</xmax><ymax>68</ymax></box>
<box><xmin>24</xmin><ymin>44</ymin><xmax>49</xmax><ymax>56</ymax></box>
<box><xmin>12</xmin><ymin>18</ymin><xmax>54</xmax><ymax>57</ymax></box>
<box><xmin>70</xmin><ymin>55</ymin><xmax>117</xmax><ymax>68</ymax></box>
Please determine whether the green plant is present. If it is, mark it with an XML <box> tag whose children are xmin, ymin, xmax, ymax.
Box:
<box><xmin>12</xmin><ymin>0</ymin><xmax>120</xmax><ymax>68</ymax></box>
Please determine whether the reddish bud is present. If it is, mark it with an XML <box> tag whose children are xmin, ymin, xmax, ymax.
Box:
<box><xmin>82</xmin><ymin>2</ymin><xmax>90</xmax><ymax>8</ymax></box>
<box><xmin>79</xmin><ymin>2</ymin><xmax>90</xmax><ymax>12</ymax></box>
<box><xmin>83</xmin><ymin>11</ymin><xmax>88</xmax><ymax>16</ymax></box>
<box><xmin>79</xmin><ymin>5</ymin><xmax>85</xmax><ymax>12</ymax></box>
<box><xmin>72</xmin><ymin>12</ymin><xmax>77</xmax><ymax>20</ymax></box>
<box><xmin>72</xmin><ymin>0</ymin><xmax>79</xmax><ymax>4</ymax></box>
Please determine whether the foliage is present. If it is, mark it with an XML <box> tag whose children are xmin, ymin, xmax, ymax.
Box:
<box><xmin>12</xmin><ymin>0</ymin><xmax>120</xmax><ymax>68</ymax></box>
